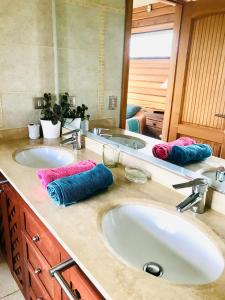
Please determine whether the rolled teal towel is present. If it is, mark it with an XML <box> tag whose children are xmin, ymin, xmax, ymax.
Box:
<box><xmin>168</xmin><ymin>144</ymin><xmax>212</xmax><ymax>165</ymax></box>
<box><xmin>47</xmin><ymin>164</ymin><xmax>113</xmax><ymax>206</ymax></box>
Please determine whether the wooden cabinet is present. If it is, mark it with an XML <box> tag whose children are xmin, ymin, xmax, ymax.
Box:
<box><xmin>144</xmin><ymin>111</ymin><xmax>164</xmax><ymax>139</ymax></box>
<box><xmin>0</xmin><ymin>177</ymin><xmax>104</xmax><ymax>300</ymax></box>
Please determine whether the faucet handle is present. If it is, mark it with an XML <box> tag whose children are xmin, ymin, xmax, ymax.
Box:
<box><xmin>62</xmin><ymin>129</ymin><xmax>80</xmax><ymax>136</ymax></box>
<box><xmin>172</xmin><ymin>178</ymin><xmax>208</xmax><ymax>190</ymax></box>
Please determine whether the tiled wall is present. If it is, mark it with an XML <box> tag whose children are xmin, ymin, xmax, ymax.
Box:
<box><xmin>0</xmin><ymin>0</ymin><xmax>125</xmax><ymax>130</ymax></box>
<box><xmin>0</xmin><ymin>0</ymin><xmax>55</xmax><ymax>129</ymax></box>
<box><xmin>55</xmin><ymin>0</ymin><xmax>125</xmax><ymax>125</ymax></box>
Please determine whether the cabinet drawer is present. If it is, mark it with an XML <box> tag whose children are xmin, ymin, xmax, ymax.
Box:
<box><xmin>146</xmin><ymin>112</ymin><xmax>164</xmax><ymax>121</ymax></box>
<box><xmin>69</xmin><ymin>266</ymin><xmax>104</xmax><ymax>300</ymax></box>
<box><xmin>27</xmin><ymin>263</ymin><xmax>52</xmax><ymax>300</ymax></box>
<box><xmin>146</xmin><ymin>119</ymin><xmax>163</xmax><ymax>129</ymax></box>
<box><xmin>22</xmin><ymin>207</ymin><xmax>59</xmax><ymax>267</ymax></box>
<box><xmin>23</xmin><ymin>232</ymin><xmax>55</xmax><ymax>299</ymax></box>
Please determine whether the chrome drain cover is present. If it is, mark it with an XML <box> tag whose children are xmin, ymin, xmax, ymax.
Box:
<box><xmin>143</xmin><ymin>262</ymin><xmax>163</xmax><ymax>277</ymax></box>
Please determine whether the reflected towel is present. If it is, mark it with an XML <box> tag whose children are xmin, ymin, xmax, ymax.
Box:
<box><xmin>47</xmin><ymin>164</ymin><xmax>113</xmax><ymax>206</ymax></box>
<box><xmin>152</xmin><ymin>137</ymin><xmax>196</xmax><ymax>160</ymax></box>
<box><xmin>167</xmin><ymin>144</ymin><xmax>212</xmax><ymax>165</ymax></box>
<box><xmin>37</xmin><ymin>160</ymin><xmax>97</xmax><ymax>189</ymax></box>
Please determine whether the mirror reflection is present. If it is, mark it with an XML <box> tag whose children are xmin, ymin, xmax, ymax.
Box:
<box><xmin>97</xmin><ymin>0</ymin><xmax>225</xmax><ymax>193</ymax></box>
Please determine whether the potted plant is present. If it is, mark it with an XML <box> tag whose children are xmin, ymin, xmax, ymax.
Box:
<box><xmin>78</xmin><ymin>104</ymin><xmax>90</xmax><ymax>134</ymax></box>
<box><xmin>60</xmin><ymin>93</ymin><xmax>81</xmax><ymax>129</ymax></box>
<box><xmin>40</xmin><ymin>93</ymin><xmax>62</xmax><ymax>139</ymax></box>
<box><xmin>60</xmin><ymin>93</ymin><xmax>90</xmax><ymax>132</ymax></box>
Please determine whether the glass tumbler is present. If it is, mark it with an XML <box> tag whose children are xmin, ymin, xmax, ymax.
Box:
<box><xmin>103</xmin><ymin>144</ymin><xmax>120</xmax><ymax>168</ymax></box>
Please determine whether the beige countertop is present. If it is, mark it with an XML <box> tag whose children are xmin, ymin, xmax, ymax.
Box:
<box><xmin>0</xmin><ymin>138</ymin><xmax>225</xmax><ymax>300</ymax></box>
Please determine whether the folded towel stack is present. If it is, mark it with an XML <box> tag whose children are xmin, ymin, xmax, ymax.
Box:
<box><xmin>47</xmin><ymin>164</ymin><xmax>113</xmax><ymax>206</ymax></box>
<box><xmin>167</xmin><ymin>144</ymin><xmax>212</xmax><ymax>165</ymax></box>
<box><xmin>37</xmin><ymin>160</ymin><xmax>96</xmax><ymax>189</ymax></box>
<box><xmin>152</xmin><ymin>137</ymin><xmax>196</xmax><ymax>160</ymax></box>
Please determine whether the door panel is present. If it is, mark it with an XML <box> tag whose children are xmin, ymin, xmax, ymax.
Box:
<box><xmin>168</xmin><ymin>3</ymin><xmax>225</xmax><ymax>158</ymax></box>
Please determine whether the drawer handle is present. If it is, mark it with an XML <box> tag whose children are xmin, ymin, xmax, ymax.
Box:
<box><xmin>153</xmin><ymin>123</ymin><xmax>157</xmax><ymax>126</ymax></box>
<box><xmin>49</xmin><ymin>259</ymin><xmax>78</xmax><ymax>300</ymax></box>
<box><xmin>34</xmin><ymin>267</ymin><xmax>42</xmax><ymax>275</ymax></box>
<box><xmin>37</xmin><ymin>298</ymin><xmax>43</xmax><ymax>300</ymax></box>
<box><xmin>32</xmin><ymin>235</ymin><xmax>40</xmax><ymax>243</ymax></box>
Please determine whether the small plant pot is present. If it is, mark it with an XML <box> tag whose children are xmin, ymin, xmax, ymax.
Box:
<box><xmin>64</xmin><ymin>118</ymin><xmax>81</xmax><ymax>129</ymax></box>
<box><xmin>40</xmin><ymin>120</ymin><xmax>61</xmax><ymax>139</ymax></box>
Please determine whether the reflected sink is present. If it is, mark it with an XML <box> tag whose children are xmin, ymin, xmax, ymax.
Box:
<box><xmin>102</xmin><ymin>204</ymin><xmax>224</xmax><ymax>285</ymax></box>
<box><xmin>200</xmin><ymin>168</ymin><xmax>225</xmax><ymax>193</ymax></box>
<box><xmin>14</xmin><ymin>146</ymin><xmax>74</xmax><ymax>168</ymax></box>
<box><xmin>107</xmin><ymin>134</ymin><xmax>146</xmax><ymax>149</ymax></box>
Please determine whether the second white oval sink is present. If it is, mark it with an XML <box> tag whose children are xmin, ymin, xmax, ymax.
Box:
<box><xmin>102</xmin><ymin>204</ymin><xmax>224</xmax><ymax>285</ymax></box>
<box><xmin>14</xmin><ymin>146</ymin><xmax>74</xmax><ymax>168</ymax></box>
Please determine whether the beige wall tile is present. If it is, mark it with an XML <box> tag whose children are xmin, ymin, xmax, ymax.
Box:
<box><xmin>104</xmin><ymin>12</ymin><xmax>125</xmax><ymax>91</ymax></box>
<box><xmin>57</xmin><ymin>47</ymin><xmax>98</xmax><ymax>91</ymax></box>
<box><xmin>2</xmin><ymin>93</ymin><xmax>41</xmax><ymax>128</ymax></box>
<box><xmin>0</xmin><ymin>0</ymin><xmax>53</xmax><ymax>47</ymax></box>
<box><xmin>0</xmin><ymin>46</ymin><xmax>55</xmax><ymax>93</ymax></box>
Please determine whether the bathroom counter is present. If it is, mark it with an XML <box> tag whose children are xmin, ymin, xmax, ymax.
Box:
<box><xmin>0</xmin><ymin>138</ymin><xmax>225</xmax><ymax>300</ymax></box>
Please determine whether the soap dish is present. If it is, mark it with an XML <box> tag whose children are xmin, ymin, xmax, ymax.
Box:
<box><xmin>125</xmin><ymin>167</ymin><xmax>149</xmax><ymax>184</ymax></box>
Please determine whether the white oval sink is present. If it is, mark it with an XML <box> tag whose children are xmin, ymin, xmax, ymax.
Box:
<box><xmin>102</xmin><ymin>204</ymin><xmax>224</xmax><ymax>285</ymax></box>
<box><xmin>14</xmin><ymin>146</ymin><xmax>74</xmax><ymax>168</ymax></box>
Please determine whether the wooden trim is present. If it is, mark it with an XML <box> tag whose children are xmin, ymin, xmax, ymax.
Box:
<box><xmin>132</xmin><ymin>22</ymin><xmax>174</xmax><ymax>33</ymax></box>
<box><xmin>120</xmin><ymin>0</ymin><xmax>133</xmax><ymax>129</ymax></box>
<box><xmin>168</xmin><ymin>3</ymin><xmax>194</xmax><ymax>140</ymax></box>
<box><xmin>177</xmin><ymin>124</ymin><xmax>224</xmax><ymax>143</ymax></box>
<box><xmin>162</xmin><ymin>3</ymin><xmax>183</xmax><ymax>141</ymax></box>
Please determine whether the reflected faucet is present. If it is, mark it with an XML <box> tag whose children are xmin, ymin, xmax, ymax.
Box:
<box><xmin>173</xmin><ymin>178</ymin><xmax>208</xmax><ymax>214</ymax></box>
<box><xmin>216</xmin><ymin>167</ymin><xmax>225</xmax><ymax>183</ymax></box>
<box><xmin>93</xmin><ymin>128</ymin><xmax>112</xmax><ymax>138</ymax></box>
<box><xmin>60</xmin><ymin>129</ymin><xmax>81</xmax><ymax>150</ymax></box>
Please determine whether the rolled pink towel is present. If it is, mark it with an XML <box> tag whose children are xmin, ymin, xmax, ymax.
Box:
<box><xmin>152</xmin><ymin>137</ymin><xmax>196</xmax><ymax>160</ymax></box>
<box><xmin>37</xmin><ymin>160</ymin><xmax>97</xmax><ymax>189</ymax></box>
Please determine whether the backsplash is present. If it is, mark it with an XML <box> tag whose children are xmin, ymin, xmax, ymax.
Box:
<box><xmin>0</xmin><ymin>0</ymin><xmax>125</xmax><ymax>130</ymax></box>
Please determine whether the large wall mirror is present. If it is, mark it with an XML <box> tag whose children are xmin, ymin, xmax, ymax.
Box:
<box><xmin>106</xmin><ymin>0</ymin><xmax>225</xmax><ymax>193</ymax></box>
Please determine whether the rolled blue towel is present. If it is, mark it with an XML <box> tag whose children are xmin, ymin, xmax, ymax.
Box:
<box><xmin>47</xmin><ymin>164</ymin><xmax>113</xmax><ymax>206</ymax></box>
<box><xmin>168</xmin><ymin>144</ymin><xmax>212</xmax><ymax>165</ymax></box>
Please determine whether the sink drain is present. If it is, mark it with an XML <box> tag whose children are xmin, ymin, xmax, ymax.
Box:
<box><xmin>143</xmin><ymin>262</ymin><xmax>163</xmax><ymax>277</ymax></box>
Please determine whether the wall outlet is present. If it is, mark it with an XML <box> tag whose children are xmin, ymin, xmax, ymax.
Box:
<box><xmin>33</xmin><ymin>97</ymin><xmax>45</xmax><ymax>109</ymax></box>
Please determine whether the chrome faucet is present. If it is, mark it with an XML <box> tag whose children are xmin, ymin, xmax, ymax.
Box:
<box><xmin>60</xmin><ymin>129</ymin><xmax>81</xmax><ymax>150</ymax></box>
<box><xmin>216</xmin><ymin>167</ymin><xmax>225</xmax><ymax>182</ymax></box>
<box><xmin>173</xmin><ymin>178</ymin><xmax>208</xmax><ymax>214</ymax></box>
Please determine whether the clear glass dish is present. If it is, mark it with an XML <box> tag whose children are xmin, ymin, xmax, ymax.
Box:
<box><xmin>125</xmin><ymin>167</ymin><xmax>149</xmax><ymax>184</ymax></box>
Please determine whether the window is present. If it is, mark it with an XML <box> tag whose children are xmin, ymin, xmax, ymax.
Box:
<box><xmin>130</xmin><ymin>30</ymin><xmax>174</xmax><ymax>59</ymax></box>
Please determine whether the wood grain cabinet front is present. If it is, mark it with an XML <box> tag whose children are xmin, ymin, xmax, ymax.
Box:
<box><xmin>0</xmin><ymin>181</ymin><xmax>25</xmax><ymax>296</ymax></box>
<box><xmin>0</xmin><ymin>177</ymin><xmax>105</xmax><ymax>300</ymax></box>
<box><xmin>69</xmin><ymin>266</ymin><xmax>104</xmax><ymax>300</ymax></box>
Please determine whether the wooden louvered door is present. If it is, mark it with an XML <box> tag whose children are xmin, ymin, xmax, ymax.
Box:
<box><xmin>168</xmin><ymin>3</ymin><xmax>225</xmax><ymax>158</ymax></box>
<box><xmin>0</xmin><ymin>183</ymin><xmax>25</xmax><ymax>294</ymax></box>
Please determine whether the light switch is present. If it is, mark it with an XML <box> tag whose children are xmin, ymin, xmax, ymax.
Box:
<box><xmin>33</xmin><ymin>97</ymin><xmax>45</xmax><ymax>109</ymax></box>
